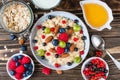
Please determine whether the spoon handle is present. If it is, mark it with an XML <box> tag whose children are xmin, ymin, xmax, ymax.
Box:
<box><xmin>105</xmin><ymin>50</ymin><xmax>120</xmax><ymax>70</ymax></box>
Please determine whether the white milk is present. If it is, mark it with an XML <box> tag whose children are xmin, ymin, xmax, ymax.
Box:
<box><xmin>32</xmin><ymin>0</ymin><xmax>61</xmax><ymax>9</ymax></box>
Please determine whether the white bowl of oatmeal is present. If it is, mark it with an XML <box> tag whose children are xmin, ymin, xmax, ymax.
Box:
<box><xmin>30</xmin><ymin>11</ymin><xmax>90</xmax><ymax>70</ymax></box>
<box><xmin>0</xmin><ymin>0</ymin><xmax>34</xmax><ymax>33</ymax></box>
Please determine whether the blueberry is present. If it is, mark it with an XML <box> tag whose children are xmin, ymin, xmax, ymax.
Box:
<box><xmin>24</xmin><ymin>64</ymin><xmax>30</xmax><ymax>68</ymax></box>
<box><xmin>41</xmin><ymin>56</ymin><xmax>45</xmax><ymax>60</ymax></box>
<box><xmin>10</xmin><ymin>70</ymin><xmax>15</xmax><ymax>76</ymax></box>
<box><xmin>52</xmin><ymin>39</ymin><xmax>59</xmax><ymax>46</ymax></box>
<box><xmin>48</xmin><ymin>15</ymin><xmax>54</xmax><ymax>19</ymax></box>
<box><xmin>42</xmin><ymin>42</ymin><xmax>47</xmax><ymax>46</ymax></box>
<box><xmin>99</xmin><ymin>67</ymin><xmax>104</xmax><ymax>72</ymax></box>
<box><xmin>74</xmin><ymin>19</ymin><xmax>79</xmax><ymax>23</ymax></box>
<box><xmin>10</xmin><ymin>34</ymin><xmax>16</xmax><ymax>40</ymax></box>
<box><xmin>66</xmin><ymin>26</ymin><xmax>71</xmax><ymax>30</ymax></box>
<box><xmin>92</xmin><ymin>65</ymin><xmax>97</xmax><ymax>71</ymax></box>
<box><xmin>25</xmin><ymin>70</ymin><xmax>32</xmax><ymax>75</ymax></box>
<box><xmin>104</xmin><ymin>69</ymin><xmax>108</xmax><ymax>73</ymax></box>
<box><xmin>32</xmin><ymin>39</ymin><xmax>38</xmax><ymax>43</ymax></box>
<box><xmin>16</xmin><ymin>62</ymin><xmax>21</xmax><ymax>66</ymax></box>
<box><xmin>67</xmin><ymin>62</ymin><xmax>73</xmax><ymax>66</ymax></box>
<box><xmin>21</xmin><ymin>45</ymin><xmax>27</xmax><ymax>51</ymax></box>
<box><xmin>81</xmin><ymin>36</ymin><xmax>87</xmax><ymax>40</ymax></box>
<box><xmin>18</xmin><ymin>55</ymin><xmax>23</xmax><ymax>59</ymax></box>
<box><xmin>42</xmin><ymin>26</ymin><xmax>46</xmax><ymax>30</ymax></box>
<box><xmin>66</xmin><ymin>42</ymin><xmax>71</xmax><ymax>48</ymax></box>
<box><xmin>65</xmin><ymin>48</ymin><xmax>69</xmax><ymax>53</ymax></box>
<box><xmin>85</xmin><ymin>62</ymin><xmax>93</xmax><ymax>68</ymax></box>
<box><xmin>74</xmin><ymin>47</ymin><xmax>78</xmax><ymax>51</ymax></box>
<box><xmin>59</xmin><ymin>28</ymin><xmax>66</xmax><ymax>33</ymax></box>
<box><xmin>55</xmin><ymin>54</ymin><xmax>59</xmax><ymax>58</ymax></box>
<box><xmin>13</xmin><ymin>56</ymin><xmax>18</xmax><ymax>61</ymax></box>
<box><xmin>23</xmin><ymin>73</ymin><xmax>27</xmax><ymax>77</ymax></box>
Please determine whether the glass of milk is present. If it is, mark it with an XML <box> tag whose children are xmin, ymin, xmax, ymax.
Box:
<box><xmin>31</xmin><ymin>0</ymin><xmax>61</xmax><ymax>10</ymax></box>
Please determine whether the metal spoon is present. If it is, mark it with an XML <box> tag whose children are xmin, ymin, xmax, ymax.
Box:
<box><xmin>91</xmin><ymin>35</ymin><xmax>120</xmax><ymax>70</ymax></box>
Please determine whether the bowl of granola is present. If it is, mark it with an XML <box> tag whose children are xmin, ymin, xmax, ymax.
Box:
<box><xmin>30</xmin><ymin>11</ymin><xmax>90</xmax><ymax>70</ymax></box>
<box><xmin>0</xmin><ymin>0</ymin><xmax>34</xmax><ymax>33</ymax></box>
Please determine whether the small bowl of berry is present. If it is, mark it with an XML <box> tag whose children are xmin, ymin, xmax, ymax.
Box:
<box><xmin>81</xmin><ymin>57</ymin><xmax>109</xmax><ymax>80</ymax></box>
<box><xmin>6</xmin><ymin>51</ymin><xmax>34</xmax><ymax>80</ymax></box>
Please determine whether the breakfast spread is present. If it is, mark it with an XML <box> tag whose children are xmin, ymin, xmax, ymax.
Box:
<box><xmin>83</xmin><ymin>58</ymin><xmax>108</xmax><ymax>80</ymax></box>
<box><xmin>33</xmin><ymin>15</ymin><xmax>85</xmax><ymax>68</ymax></box>
<box><xmin>7</xmin><ymin>54</ymin><xmax>34</xmax><ymax>79</ymax></box>
<box><xmin>2</xmin><ymin>2</ymin><xmax>31</xmax><ymax>32</ymax></box>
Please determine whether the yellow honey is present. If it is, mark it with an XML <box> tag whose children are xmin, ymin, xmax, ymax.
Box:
<box><xmin>83</xmin><ymin>3</ymin><xmax>108</xmax><ymax>28</ymax></box>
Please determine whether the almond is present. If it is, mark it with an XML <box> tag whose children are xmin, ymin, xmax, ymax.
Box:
<box><xmin>70</xmin><ymin>43</ymin><xmax>75</xmax><ymax>52</ymax></box>
<box><xmin>49</xmin><ymin>48</ymin><xmax>56</xmax><ymax>53</ymax></box>
<box><xmin>60</xmin><ymin>53</ymin><xmax>70</xmax><ymax>58</ymax></box>
<box><xmin>56</xmin><ymin>70</ymin><xmax>63</xmax><ymax>75</ymax></box>
<box><xmin>67</xmin><ymin>28</ymin><xmax>73</xmax><ymax>36</ymax></box>
<box><xmin>19</xmin><ymin>38</ymin><xmax>25</xmax><ymax>45</ymax></box>
<box><xmin>54</xmin><ymin>26</ymin><xmax>60</xmax><ymax>34</ymax></box>
<box><xmin>45</xmin><ymin>36</ymin><xmax>53</xmax><ymax>43</ymax></box>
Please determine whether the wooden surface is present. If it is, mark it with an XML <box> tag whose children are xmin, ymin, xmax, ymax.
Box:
<box><xmin>0</xmin><ymin>0</ymin><xmax>120</xmax><ymax>80</ymax></box>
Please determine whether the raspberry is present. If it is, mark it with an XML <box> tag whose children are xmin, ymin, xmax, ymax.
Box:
<box><xmin>33</xmin><ymin>46</ymin><xmax>38</xmax><ymax>51</ymax></box>
<box><xmin>80</xmin><ymin>30</ymin><xmax>83</xmax><ymax>34</ymax></box>
<box><xmin>95</xmin><ymin>50</ymin><xmax>103</xmax><ymax>57</ymax></box>
<box><xmin>58</xmin><ymin>32</ymin><xmax>68</xmax><ymax>42</ymax></box>
<box><xmin>73</xmin><ymin>37</ymin><xmax>79</xmax><ymax>42</ymax></box>
<box><xmin>80</xmin><ymin>50</ymin><xmax>84</xmax><ymax>55</ymax></box>
<box><xmin>42</xmin><ymin>67</ymin><xmax>51</xmax><ymax>75</ymax></box>
<box><xmin>56</xmin><ymin>47</ymin><xmax>64</xmax><ymax>55</ymax></box>
<box><xmin>37</xmin><ymin>25</ymin><xmax>42</xmax><ymax>29</ymax></box>
<box><xmin>55</xmin><ymin>63</ymin><xmax>61</xmax><ymax>68</ymax></box>
<box><xmin>41</xmin><ymin>35</ymin><xmax>45</xmax><ymax>39</ymax></box>
<box><xmin>9</xmin><ymin>60</ymin><xmax>16</xmax><ymax>70</ymax></box>
<box><xmin>50</xmin><ymin>27</ymin><xmax>55</xmax><ymax>32</ymax></box>
<box><xmin>15</xmin><ymin>73</ymin><xmax>23</xmax><ymax>79</ymax></box>
<box><xmin>46</xmin><ymin>52</ymin><xmax>51</xmax><ymax>56</ymax></box>
<box><xmin>15</xmin><ymin>65</ymin><xmax>25</xmax><ymax>74</ymax></box>
<box><xmin>62</xmin><ymin>20</ymin><xmax>66</xmax><ymax>24</ymax></box>
<box><xmin>21</xmin><ymin>56</ymin><xmax>31</xmax><ymax>64</ymax></box>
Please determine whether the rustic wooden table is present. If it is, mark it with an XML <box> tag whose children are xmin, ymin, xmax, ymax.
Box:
<box><xmin>0</xmin><ymin>0</ymin><xmax>120</xmax><ymax>80</ymax></box>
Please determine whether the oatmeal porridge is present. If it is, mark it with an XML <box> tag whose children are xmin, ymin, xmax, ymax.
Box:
<box><xmin>2</xmin><ymin>2</ymin><xmax>31</xmax><ymax>32</ymax></box>
<box><xmin>33</xmin><ymin>16</ymin><xmax>85</xmax><ymax>68</ymax></box>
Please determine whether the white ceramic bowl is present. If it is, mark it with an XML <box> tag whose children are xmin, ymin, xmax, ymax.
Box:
<box><xmin>30</xmin><ymin>11</ymin><xmax>90</xmax><ymax>70</ymax></box>
<box><xmin>80</xmin><ymin>0</ymin><xmax>113</xmax><ymax>31</ymax></box>
<box><xmin>81</xmin><ymin>57</ymin><xmax>109</xmax><ymax>80</ymax></box>
<box><xmin>6</xmin><ymin>51</ymin><xmax>35</xmax><ymax>80</ymax></box>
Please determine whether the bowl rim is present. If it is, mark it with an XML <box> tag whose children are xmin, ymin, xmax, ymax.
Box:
<box><xmin>6</xmin><ymin>52</ymin><xmax>35</xmax><ymax>80</ymax></box>
<box><xmin>0</xmin><ymin>0</ymin><xmax>34</xmax><ymax>34</ymax></box>
<box><xmin>81</xmin><ymin>57</ymin><xmax>109</xmax><ymax>80</ymax></box>
<box><xmin>29</xmin><ymin>11</ymin><xmax>90</xmax><ymax>70</ymax></box>
<box><xmin>31</xmin><ymin>0</ymin><xmax>61</xmax><ymax>10</ymax></box>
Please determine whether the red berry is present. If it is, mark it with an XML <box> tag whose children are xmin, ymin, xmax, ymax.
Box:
<box><xmin>58</xmin><ymin>32</ymin><xmax>68</xmax><ymax>42</ymax></box>
<box><xmin>80</xmin><ymin>30</ymin><xmax>83</xmax><ymax>34</ymax></box>
<box><xmin>37</xmin><ymin>25</ymin><xmax>42</xmax><ymax>29</ymax></box>
<box><xmin>55</xmin><ymin>63</ymin><xmax>61</xmax><ymax>68</ymax></box>
<box><xmin>15</xmin><ymin>73</ymin><xmax>23</xmax><ymax>79</ymax></box>
<box><xmin>46</xmin><ymin>52</ymin><xmax>51</xmax><ymax>56</ymax></box>
<box><xmin>56</xmin><ymin>47</ymin><xmax>64</xmax><ymax>55</ymax></box>
<box><xmin>9</xmin><ymin>60</ymin><xmax>16</xmax><ymax>70</ymax></box>
<box><xmin>42</xmin><ymin>67</ymin><xmax>51</xmax><ymax>75</ymax></box>
<box><xmin>73</xmin><ymin>37</ymin><xmax>79</xmax><ymax>42</ymax></box>
<box><xmin>21</xmin><ymin>56</ymin><xmax>31</xmax><ymax>64</ymax></box>
<box><xmin>15</xmin><ymin>65</ymin><xmax>25</xmax><ymax>74</ymax></box>
<box><xmin>41</xmin><ymin>35</ymin><xmax>45</xmax><ymax>39</ymax></box>
<box><xmin>80</xmin><ymin>50</ymin><xmax>84</xmax><ymax>55</ymax></box>
<box><xmin>95</xmin><ymin>50</ymin><xmax>103</xmax><ymax>57</ymax></box>
<box><xmin>33</xmin><ymin>46</ymin><xmax>38</xmax><ymax>50</ymax></box>
<box><xmin>62</xmin><ymin>20</ymin><xmax>66</xmax><ymax>24</ymax></box>
<box><xmin>50</xmin><ymin>27</ymin><xmax>55</xmax><ymax>32</ymax></box>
